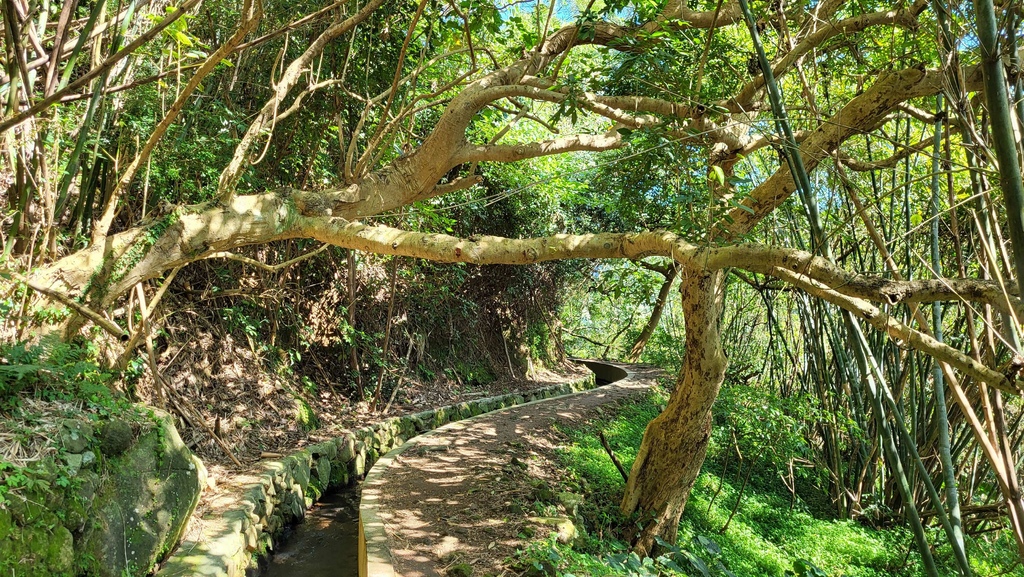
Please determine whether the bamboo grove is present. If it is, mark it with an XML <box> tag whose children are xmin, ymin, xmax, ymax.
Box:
<box><xmin>3</xmin><ymin>0</ymin><xmax>1024</xmax><ymax>572</ymax></box>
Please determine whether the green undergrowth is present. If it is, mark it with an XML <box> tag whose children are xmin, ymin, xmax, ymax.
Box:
<box><xmin>516</xmin><ymin>388</ymin><xmax>1024</xmax><ymax>577</ymax></box>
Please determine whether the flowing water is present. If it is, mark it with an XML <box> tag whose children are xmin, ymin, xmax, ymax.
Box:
<box><xmin>261</xmin><ymin>486</ymin><xmax>360</xmax><ymax>577</ymax></box>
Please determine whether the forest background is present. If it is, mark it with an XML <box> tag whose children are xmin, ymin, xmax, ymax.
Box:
<box><xmin>3</xmin><ymin>0</ymin><xmax>1024</xmax><ymax>574</ymax></box>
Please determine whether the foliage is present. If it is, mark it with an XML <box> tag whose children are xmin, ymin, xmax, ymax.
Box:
<box><xmin>0</xmin><ymin>336</ymin><xmax>113</xmax><ymax>411</ymax></box>
<box><xmin>710</xmin><ymin>383</ymin><xmax>816</xmax><ymax>476</ymax></box>
<box><xmin>536</xmin><ymin>390</ymin><xmax>1024</xmax><ymax>576</ymax></box>
<box><xmin>4</xmin><ymin>0</ymin><xmax>1024</xmax><ymax>568</ymax></box>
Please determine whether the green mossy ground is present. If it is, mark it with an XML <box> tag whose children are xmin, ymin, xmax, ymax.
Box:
<box><xmin>514</xmin><ymin>390</ymin><xmax>1024</xmax><ymax>577</ymax></box>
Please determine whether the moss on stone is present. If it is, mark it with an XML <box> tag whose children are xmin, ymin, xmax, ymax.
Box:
<box><xmin>99</xmin><ymin>419</ymin><xmax>134</xmax><ymax>456</ymax></box>
<box><xmin>294</xmin><ymin>397</ymin><xmax>318</xmax><ymax>431</ymax></box>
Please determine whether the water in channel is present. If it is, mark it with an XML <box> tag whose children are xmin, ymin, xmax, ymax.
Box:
<box><xmin>262</xmin><ymin>486</ymin><xmax>360</xmax><ymax>577</ymax></box>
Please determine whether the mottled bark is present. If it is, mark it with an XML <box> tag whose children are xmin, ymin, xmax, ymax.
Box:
<box><xmin>620</xmin><ymin>270</ymin><xmax>728</xmax><ymax>554</ymax></box>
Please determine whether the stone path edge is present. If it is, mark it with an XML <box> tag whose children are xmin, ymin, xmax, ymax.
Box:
<box><xmin>155</xmin><ymin>371</ymin><xmax>598</xmax><ymax>577</ymax></box>
<box><xmin>358</xmin><ymin>361</ymin><xmax>634</xmax><ymax>577</ymax></box>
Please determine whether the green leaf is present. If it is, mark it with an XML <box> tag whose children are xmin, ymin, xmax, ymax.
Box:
<box><xmin>711</xmin><ymin>165</ymin><xmax>726</xmax><ymax>186</ymax></box>
<box><xmin>727</xmin><ymin>197</ymin><xmax>755</xmax><ymax>214</ymax></box>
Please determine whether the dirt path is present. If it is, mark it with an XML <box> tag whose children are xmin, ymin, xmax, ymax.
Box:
<box><xmin>375</xmin><ymin>364</ymin><xmax>661</xmax><ymax>576</ymax></box>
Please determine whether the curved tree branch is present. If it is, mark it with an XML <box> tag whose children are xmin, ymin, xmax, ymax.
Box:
<box><xmin>453</xmin><ymin>133</ymin><xmax>622</xmax><ymax>164</ymax></box>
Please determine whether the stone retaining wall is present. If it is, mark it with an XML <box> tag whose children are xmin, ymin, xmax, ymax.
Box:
<box><xmin>155</xmin><ymin>374</ymin><xmax>596</xmax><ymax>577</ymax></box>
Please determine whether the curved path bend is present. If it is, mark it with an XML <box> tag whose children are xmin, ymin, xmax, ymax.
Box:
<box><xmin>360</xmin><ymin>362</ymin><xmax>660</xmax><ymax>577</ymax></box>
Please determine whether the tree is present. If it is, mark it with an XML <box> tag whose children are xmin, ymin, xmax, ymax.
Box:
<box><xmin>4</xmin><ymin>0</ymin><xmax>1024</xmax><ymax>559</ymax></box>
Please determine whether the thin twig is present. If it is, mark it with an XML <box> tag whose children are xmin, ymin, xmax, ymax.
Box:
<box><xmin>599</xmin><ymin>431</ymin><xmax>628</xmax><ymax>482</ymax></box>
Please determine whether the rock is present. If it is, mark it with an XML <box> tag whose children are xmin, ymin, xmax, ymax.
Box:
<box><xmin>352</xmin><ymin>446</ymin><xmax>367</xmax><ymax>477</ymax></box>
<box><xmin>338</xmin><ymin>436</ymin><xmax>356</xmax><ymax>462</ymax></box>
<box><xmin>47</xmin><ymin>525</ymin><xmax>74</xmax><ymax>572</ymax></box>
<box><xmin>64</xmin><ymin>472</ymin><xmax>98</xmax><ymax>532</ymax></box>
<box><xmin>59</xmin><ymin>419</ymin><xmax>92</xmax><ymax>453</ymax></box>
<box><xmin>398</xmin><ymin>416</ymin><xmax>416</xmax><ymax>437</ymax></box>
<box><xmin>331</xmin><ymin>462</ymin><xmax>349</xmax><ymax>488</ymax></box>
<box><xmin>78</xmin><ymin>411</ymin><xmax>205</xmax><ymax>577</ymax></box>
<box><xmin>557</xmin><ymin>492</ymin><xmax>583</xmax><ymax>516</ymax></box>
<box><xmin>533</xmin><ymin>487</ymin><xmax>555</xmax><ymax>503</ymax></box>
<box><xmin>284</xmin><ymin>487</ymin><xmax>305</xmax><ymax>522</ymax></box>
<box><xmin>411</xmin><ymin>410</ymin><xmax>434</xmax><ymax>432</ymax></box>
<box><xmin>0</xmin><ymin>512</ymin><xmax>75</xmax><ymax>575</ymax></box>
<box><xmin>99</xmin><ymin>420</ymin><xmax>133</xmax><ymax>456</ymax></box>
<box><xmin>310</xmin><ymin>441</ymin><xmax>337</xmax><ymax>460</ymax></box>
<box><xmin>529</xmin><ymin>516</ymin><xmax>577</xmax><ymax>544</ymax></box>
<box><xmin>374</xmin><ymin>429</ymin><xmax>391</xmax><ymax>452</ymax></box>
<box><xmin>81</xmin><ymin>450</ymin><xmax>96</xmax><ymax>468</ymax></box>
<box><xmin>291</xmin><ymin>455</ymin><xmax>311</xmax><ymax>492</ymax></box>
<box><xmin>313</xmin><ymin>456</ymin><xmax>332</xmax><ymax>490</ymax></box>
<box><xmin>64</xmin><ymin>453</ymin><xmax>84</xmax><ymax>476</ymax></box>
<box><xmin>244</xmin><ymin>523</ymin><xmax>259</xmax><ymax>552</ymax></box>
<box><xmin>267</xmin><ymin>512</ymin><xmax>284</xmax><ymax>536</ymax></box>
<box><xmin>7</xmin><ymin>491</ymin><xmax>49</xmax><ymax>525</ymax></box>
<box><xmin>434</xmin><ymin>407</ymin><xmax>449</xmax><ymax>427</ymax></box>
<box><xmin>78</xmin><ymin>470</ymin><xmax>101</xmax><ymax>500</ymax></box>
<box><xmin>248</xmin><ymin>486</ymin><xmax>268</xmax><ymax>521</ymax></box>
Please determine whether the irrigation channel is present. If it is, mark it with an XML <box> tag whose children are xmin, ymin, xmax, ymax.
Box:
<box><xmin>262</xmin><ymin>360</ymin><xmax>624</xmax><ymax>577</ymax></box>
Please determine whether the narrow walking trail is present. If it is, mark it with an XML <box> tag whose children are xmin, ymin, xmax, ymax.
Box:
<box><xmin>364</xmin><ymin>363</ymin><xmax>661</xmax><ymax>576</ymax></box>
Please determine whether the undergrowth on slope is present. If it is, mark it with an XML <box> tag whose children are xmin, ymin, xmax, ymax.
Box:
<box><xmin>519</xmin><ymin>388</ymin><xmax>1024</xmax><ymax>577</ymax></box>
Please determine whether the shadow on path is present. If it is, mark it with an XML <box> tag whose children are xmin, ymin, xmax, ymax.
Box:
<box><xmin>376</xmin><ymin>362</ymin><xmax>659</xmax><ymax>577</ymax></box>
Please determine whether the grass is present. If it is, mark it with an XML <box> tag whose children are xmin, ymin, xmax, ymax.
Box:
<box><xmin>526</xmin><ymin>389</ymin><xmax>1024</xmax><ymax>577</ymax></box>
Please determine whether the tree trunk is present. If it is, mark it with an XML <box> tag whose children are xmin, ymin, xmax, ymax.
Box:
<box><xmin>627</xmin><ymin>266</ymin><xmax>678</xmax><ymax>362</ymax></box>
<box><xmin>621</xmin><ymin>269</ymin><xmax>727</xmax><ymax>554</ymax></box>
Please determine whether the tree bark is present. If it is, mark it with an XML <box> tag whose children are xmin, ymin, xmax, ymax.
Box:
<box><xmin>620</xmin><ymin>269</ymin><xmax>728</xmax><ymax>554</ymax></box>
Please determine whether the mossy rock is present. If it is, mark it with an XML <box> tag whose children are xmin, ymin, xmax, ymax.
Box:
<box><xmin>352</xmin><ymin>451</ymin><xmax>367</xmax><ymax>478</ymax></box>
<box><xmin>398</xmin><ymin>416</ymin><xmax>417</xmax><ymax>437</ymax></box>
<box><xmin>58</xmin><ymin>419</ymin><xmax>93</xmax><ymax>453</ymax></box>
<box><xmin>309</xmin><ymin>441</ymin><xmax>337</xmax><ymax>460</ymax></box>
<box><xmin>330</xmin><ymin>459</ymin><xmax>349</xmax><ymax>488</ymax></box>
<box><xmin>291</xmin><ymin>454</ymin><xmax>311</xmax><ymax>492</ymax></box>
<box><xmin>433</xmin><ymin>407</ymin><xmax>450</xmax><ymax>427</ymax></box>
<box><xmin>312</xmin><ymin>456</ymin><xmax>331</xmax><ymax>491</ymax></box>
<box><xmin>77</xmin><ymin>411</ymin><xmax>205</xmax><ymax>577</ymax></box>
<box><xmin>338</xmin><ymin>436</ymin><xmax>356</xmax><ymax>462</ymax></box>
<box><xmin>293</xmin><ymin>397</ymin><xmax>318</xmax><ymax>431</ymax></box>
<box><xmin>0</xmin><ymin>493</ymin><xmax>78</xmax><ymax>576</ymax></box>
<box><xmin>410</xmin><ymin>410</ymin><xmax>434</xmax><ymax>432</ymax></box>
<box><xmin>0</xmin><ymin>528</ymin><xmax>73</xmax><ymax>577</ymax></box>
<box><xmin>99</xmin><ymin>419</ymin><xmax>134</xmax><ymax>456</ymax></box>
